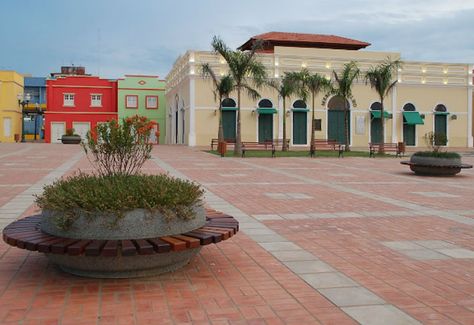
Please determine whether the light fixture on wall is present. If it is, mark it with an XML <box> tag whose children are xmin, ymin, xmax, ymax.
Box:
<box><xmin>286</xmin><ymin>110</ymin><xmax>291</xmax><ymax>116</ymax></box>
<box><xmin>451</xmin><ymin>114</ymin><xmax>457</xmax><ymax>120</ymax></box>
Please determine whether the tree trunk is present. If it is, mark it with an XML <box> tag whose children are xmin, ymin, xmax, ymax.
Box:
<box><xmin>218</xmin><ymin>97</ymin><xmax>224</xmax><ymax>143</ymax></box>
<box><xmin>234</xmin><ymin>88</ymin><xmax>242</xmax><ymax>156</ymax></box>
<box><xmin>379</xmin><ymin>98</ymin><xmax>385</xmax><ymax>154</ymax></box>
<box><xmin>311</xmin><ymin>91</ymin><xmax>315</xmax><ymax>154</ymax></box>
<box><xmin>282</xmin><ymin>97</ymin><xmax>288</xmax><ymax>151</ymax></box>
<box><xmin>344</xmin><ymin>99</ymin><xmax>350</xmax><ymax>151</ymax></box>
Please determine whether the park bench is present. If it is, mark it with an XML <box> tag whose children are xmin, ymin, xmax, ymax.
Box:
<box><xmin>369</xmin><ymin>142</ymin><xmax>405</xmax><ymax>157</ymax></box>
<box><xmin>241</xmin><ymin>141</ymin><xmax>275</xmax><ymax>158</ymax></box>
<box><xmin>311</xmin><ymin>139</ymin><xmax>344</xmax><ymax>158</ymax></box>
<box><xmin>210</xmin><ymin>138</ymin><xmax>236</xmax><ymax>151</ymax></box>
<box><xmin>2</xmin><ymin>209</ymin><xmax>238</xmax><ymax>257</ymax></box>
<box><xmin>270</xmin><ymin>139</ymin><xmax>290</xmax><ymax>151</ymax></box>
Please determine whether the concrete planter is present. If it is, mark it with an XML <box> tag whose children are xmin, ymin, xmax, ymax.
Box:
<box><xmin>40</xmin><ymin>204</ymin><xmax>206</xmax><ymax>278</ymax></box>
<box><xmin>404</xmin><ymin>153</ymin><xmax>468</xmax><ymax>176</ymax></box>
<box><xmin>61</xmin><ymin>135</ymin><xmax>82</xmax><ymax>144</ymax></box>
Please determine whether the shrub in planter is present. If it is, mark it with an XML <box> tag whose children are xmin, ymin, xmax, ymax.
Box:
<box><xmin>61</xmin><ymin>128</ymin><xmax>81</xmax><ymax>144</ymax></box>
<box><xmin>36</xmin><ymin>115</ymin><xmax>206</xmax><ymax>277</ymax></box>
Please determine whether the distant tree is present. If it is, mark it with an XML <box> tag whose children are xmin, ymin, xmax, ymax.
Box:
<box><xmin>324</xmin><ymin>61</ymin><xmax>360</xmax><ymax>151</ymax></box>
<box><xmin>201</xmin><ymin>63</ymin><xmax>235</xmax><ymax>153</ymax></box>
<box><xmin>212</xmin><ymin>36</ymin><xmax>267</xmax><ymax>156</ymax></box>
<box><xmin>267</xmin><ymin>73</ymin><xmax>298</xmax><ymax>151</ymax></box>
<box><xmin>365</xmin><ymin>59</ymin><xmax>402</xmax><ymax>153</ymax></box>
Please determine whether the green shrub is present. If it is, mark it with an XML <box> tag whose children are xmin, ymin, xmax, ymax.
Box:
<box><xmin>36</xmin><ymin>173</ymin><xmax>204</xmax><ymax>230</ymax></box>
<box><xmin>412</xmin><ymin>151</ymin><xmax>461</xmax><ymax>159</ymax></box>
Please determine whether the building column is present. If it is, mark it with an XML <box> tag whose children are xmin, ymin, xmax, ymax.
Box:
<box><xmin>278</xmin><ymin>95</ymin><xmax>283</xmax><ymax>140</ymax></box>
<box><xmin>188</xmin><ymin>76</ymin><xmax>196</xmax><ymax>146</ymax></box>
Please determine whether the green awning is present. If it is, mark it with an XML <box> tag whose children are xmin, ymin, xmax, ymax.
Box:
<box><xmin>291</xmin><ymin>108</ymin><xmax>310</xmax><ymax>112</ymax></box>
<box><xmin>434</xmin><ymin>112</ymin><xmax>450</xmax><ymax>115</ymax></box>
<box><xmin>403</xmin><ymin>111</ymin><xmax>424</xmax><ymax>125</ymax></box>
<box><xmin>222</xmin><ymin>107</ymin><xmax>238</xmax><ymax>111</ymax></box>
<box><xmin>257</xmin><ymin>108</ymin><xmax>277</xmax><ymax>114</ymax></box>
<box><xmin>371</xmin><ymin>110</ymin><xmax>392</xmax><ymax>119</ymax></box>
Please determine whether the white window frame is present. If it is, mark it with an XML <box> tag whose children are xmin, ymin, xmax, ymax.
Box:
<box><xmin>146</xmin><ymin>96</ymin><xmax>158</xmax><ymax>109</ymax></box>
<box><xmin>126</xmin><ymin>95</ymin><xmax>138</xmax><ymax>109</ymax></box>
<box><xmin>91</xmin><ymin>94</ymin><xmax>102</xmax><ymax>107</ymax></box>
<box><xmin>63</xmin><ymin>93</ymin><xmax>75</xmax><ymax>107</ymax></box>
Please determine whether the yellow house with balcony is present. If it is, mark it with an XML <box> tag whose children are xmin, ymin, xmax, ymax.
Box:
<box><xmin>0</xmin><ymin>71</ymin><xmax>24</xmax><ymax>143</ymax></box>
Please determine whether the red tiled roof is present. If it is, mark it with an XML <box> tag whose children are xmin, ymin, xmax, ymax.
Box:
<box><xmin>239</xmin><ymin>31</ymin><xmax>370</xmax><ymax>51</ymax></box>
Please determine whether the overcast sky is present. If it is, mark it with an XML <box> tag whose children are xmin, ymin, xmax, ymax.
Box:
<box><xmin>1</xmin><ymin>0</ymin><xmax>473</xmax><ymax>79</ymax></box>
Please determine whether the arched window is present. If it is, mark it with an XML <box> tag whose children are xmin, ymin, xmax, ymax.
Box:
<box><xmin>222</xmin><ymin>98</ymin><xmax>236</xmax><ymax>107</ymax></box>
<box><xmin>403</xmin><ymin>103</ymin><xmax>416</xmax><ymax>111</ymax></box>
<box><xmin>370</xmin><ymin>102</ymin><xmax>382</xmax><ymax>110</ymax></box>
<box><xmin>434</xmin><ymin>104</ymin><xmax>447</xmax><ymax>112</ymax></box>
<box><xmin>258</xmin><ymin>99</ymin><xmax>273</xmax><ymax>108</ymax></box>
<box><xmin>328</xmin><ymin>96</ymin><xmax>350</xmax><ymax>110</ymax></box>
<box><xmin>293</xmin><ymin>100</ymin><xmax>307</xmax><ymax>108</ymax></box>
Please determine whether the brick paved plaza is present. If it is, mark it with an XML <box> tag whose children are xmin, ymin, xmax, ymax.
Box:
<box><xmin>1</xmin><ymin>143</ymin><xmax>474</xmax><ymax>324</ymax></box>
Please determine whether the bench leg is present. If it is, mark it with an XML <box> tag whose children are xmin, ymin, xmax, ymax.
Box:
<box><xmin>272</xmin><ymin>149</ymin><xmax>276</xmax><ymax>158</ymax></box>
<box><xmin>242</xmin><ymin>150</ymin><xmax>245</xmax><ymax>158</ymax></box>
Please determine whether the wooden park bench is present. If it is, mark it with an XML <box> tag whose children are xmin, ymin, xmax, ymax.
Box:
<box><xmin>241</xmin><ymin>141</ymin><xmax>275</xmax><ymax>158</ymax></box>
<box><xmin>210</xmin><ymin>138</ymin><xmax>236</xmax><ymax>151</ymax></box>
<box><xmin>369</xmin><ymin>142</ymin><xmax>405</xmax><ymax>157</ymax></box>
<box><xmin>270</xmin><ymin>139</ymin><xmax>290</xmax><ymax>151</ymax></box>
<box><xmin>311</xmin><ymin>139</ymin><xmax>344</xmax><ymax>158</ymax></box>
<box><xmin>2</xmin><ymin>209</ymin><xmax>238</xmax><ymax>257</ymax></box>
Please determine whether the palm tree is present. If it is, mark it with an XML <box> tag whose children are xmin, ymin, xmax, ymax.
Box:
<box><xmin>201</xmin><ymin>63</ymin><xmax>235</xmax><ymax>155</ymax></box>
<box><xmin>325</xmin><ymin>61</ymin><xmax>360</xmax><ymax>151</ymax></box>
<box><xmin>288</xmin><ymin>69</ymin><xmax>330</xmax><ymax>154</ymax></box>
<box><xmin>266</xmin><ymin>73</ymin><xmax>297</xmax><ymax>151</ymax></box>
<box><xmin>212</xmin><ymin>36</ymin><xmax>267</xmax><ymax>156</ymax></box>
<box><xmin>365</xmin><ymin>59</ymin><xmax>401</xmax><ymax>154</ymax></box>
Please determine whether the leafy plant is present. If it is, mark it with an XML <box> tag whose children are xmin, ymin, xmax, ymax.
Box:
<box><xmin>412</xmin><ymin>151</ymin><xmax>460</xmax><ymax>159</ymax></box>
<box><xmin>424</xmin><ymin>131</ymin><xmax>448</xmax><ymax>153</ymax></box>
<box><xmin>64</xmin><ymin>128</ymin><xmax>78</xmax><ymax>136</ymax></box>
<box><xmin>83</xmin><ymin>116</ymin><xmax>155</xmax><ymax>176</ymax></box>
<box><xmin>36</xmin><ymin>173</ymin><xmax>204</xmax><ymax>230</ymax></box>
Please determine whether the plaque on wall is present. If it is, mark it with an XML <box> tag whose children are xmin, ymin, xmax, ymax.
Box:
<box><xmin>356</xmin><ymin>116</ymin><xmax>365</xmax><ymax>135</ymax></box>
<box><xmin>313</xmin><ymin>119</ymin><xmax>322</xmax><ymax>131</ymax></box>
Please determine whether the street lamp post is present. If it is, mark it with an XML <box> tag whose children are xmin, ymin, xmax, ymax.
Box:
<box><xmin>17</xmin><ymin>93</ymin><xmax>31</xmax><ymax>143</ymax></box>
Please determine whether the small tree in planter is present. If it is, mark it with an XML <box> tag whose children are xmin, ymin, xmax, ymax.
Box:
<box><xmin>402</xmin><ymin>131</ymin><xmax>471</xmax><ymax>175</ymax></box>
<box><xmin>61</xmin><ymin>128</ymin><xmax>82</xmax><ymax>144</ymax></box>
<box><xmin>36</xmin><ymin>115</ymin><xmax>206</xmax><ymax>278</ymax></box>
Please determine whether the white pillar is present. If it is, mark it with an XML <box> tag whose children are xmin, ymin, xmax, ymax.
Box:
<box><xmin>188</xmin><ymin>76</ymin><xmax>196</xmax><ymax>146</ymax></box>
<box><xmin>278</xmin><ymin>95</ymin><xmax>283</xmax><ymax>140</ymax></box>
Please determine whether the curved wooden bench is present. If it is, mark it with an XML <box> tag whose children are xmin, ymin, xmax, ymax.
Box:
<box><xmin>2</xmin><ymin>209</ymin><xmax>238</xmax><ymax>257</ymax></box>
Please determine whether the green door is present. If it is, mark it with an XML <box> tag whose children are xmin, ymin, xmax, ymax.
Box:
<box><xmin>258</xmin><ymin>114</ymin><xmax>273</xmax><ymax>143</ymax></box>
<box><xmin>328</xmin><ymin>110</ymin><xmax>349</xmax><ymax>144</ymax></box>
<box><xmin>403</xmin><ymin>124</ymin><xmax>415</xmax><ymax>146</ymax></box>
<box><xmin>434</xmin><ymin>114</ymin><xmax>447</xmax><ymax>145</ymax></box>
<box><xmin>371</xmin><ymin>118</ymin><xmax>382</xmax><ymax>143</ymax></box>
<box><xmin>222</xmin><ymin>110</ymin><xmax>236</xmax><ymax>141</ymax></box>
<box><xmin>293</xmin><ymin>112</ymin><xmax>307</xmax><ymax>144</ymax></box>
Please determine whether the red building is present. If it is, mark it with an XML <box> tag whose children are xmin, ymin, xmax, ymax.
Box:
<box><xmin>45</xmin><ymin>69</ymin><xmax>118</xmax><ymax>143</ymax></box>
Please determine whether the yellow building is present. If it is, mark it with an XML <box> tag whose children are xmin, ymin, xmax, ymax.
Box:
<box><xmin>0</xmin><ymin>71</ymin><xmax>24</xmax><ymax>143</ymax></box>
<box><xmin>166</xmin><ymin>32</ymin><xmax>473</xmax><ymax>149</ymax></box>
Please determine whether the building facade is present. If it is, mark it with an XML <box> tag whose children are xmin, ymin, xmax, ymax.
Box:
<box><xmin>0</xmin><ymin>71</ymin><xmax>24</xmax><ymax>143</ymax></box>
<box><xmin>117</xmin><ymin>75</ymin><xmax>166</xmax><ymax>144</ymax></box>
<box><xmin>23</xmin><ymin>77</ymin><xmax>47</xmax><ymax>140</ymax></box>
<box><xmin>166</xmin><ymin>32</ymin><xmax>474</xmax><ymax>148</ymax></box>
<box><xmin>45</xmin><ymin>73</ymin><xmax>118</xmax><ymax>143</ymax></box>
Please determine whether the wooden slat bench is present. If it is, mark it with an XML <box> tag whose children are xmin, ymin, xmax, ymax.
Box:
<box><xmin>242</xmin><ymin>142</ymin><xmax>275</xmax><ymax>158</ymax></box>
<box><xmin>369</xmin><ymin>143</ymin><xmax>404</xmax><ymax>157</ymax></box>
<box><xmin>210</xmin><ymin>138</ymin><xmax>236</xmax><ymax>151</ymax></box>
<box><xmin>311</xmin><ymin>139</ymin><xmax>344</xmax><ymax>158</ymax></box>
<box><xmin>269</xmin><ymin>139</ymin><xmax>290</xmax><ymax>151</ymax></box>
<box><xmin>2</xmin><ymin>209</ymin><xmax>238</xmax><ymax>257</ymax></box>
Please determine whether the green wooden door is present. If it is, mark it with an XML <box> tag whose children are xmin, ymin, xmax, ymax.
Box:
<box><xmin>328</xmin><ymin>110</ymin><xmax>349</xmax><ymax>144</ymax></box>
<box><xmin>371</xmin><ymin>118</ymin><xmax>382</xmax><ymax>143</ymax></box>
<box><xmin>403</xmin><ymin>124</ymin><xmax>415</xmax><ymax>146</ymax></box>
<box><xmin>222</xmin><ymin>110</ymin><xmax>236</xmax><ymax>141</ymax></box>
<box><xmin>258</xmin><ymin>114</ymin><xmax>273</xmax><ymax>143</ymax></box>
<box><xmin>293</xmin><ymin>112</ymin><xmax>307</xmax><ymax>144</ymax></box>
<box><xmin>434</xmin><ymin>114</ymin><xmax>447</xmax><ymax>145</ymax></box>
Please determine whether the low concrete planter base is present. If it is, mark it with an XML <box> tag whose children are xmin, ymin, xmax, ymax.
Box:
<box><xmin>401</xmin><ymin>155</ymin><xmax>472</xmax><ymax>176</ymax></box>
<box><xmin>47</xmin><ymin>248</ymin><xmax>201</xmax><ymax>278</ymax></box>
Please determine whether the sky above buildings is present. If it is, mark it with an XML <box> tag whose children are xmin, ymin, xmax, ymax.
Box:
<box><xmin>1</xmin><ymin>0</ymin><xmax>473</xmax><ymax>79</ymax></box>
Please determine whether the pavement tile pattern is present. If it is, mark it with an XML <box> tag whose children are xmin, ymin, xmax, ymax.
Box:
<box><xmin>0</xmin><ymin>144</ymin><xmax>473</xmax><ymax>324</ymax></box>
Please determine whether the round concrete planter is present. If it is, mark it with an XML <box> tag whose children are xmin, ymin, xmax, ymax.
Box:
<box><xmin>404</xmin><ymin>153</ymin><xmax>467</xmax><ymax>176</ymax></box>
<box><xmin>40</xmin><ymin>204</ymin><xmax>206</xmax><ymax>278</ymax></box>
<box><xmin>61</xmin><ymin>135</ymin><xmax>82</xmax><ymax>144</ymax></box>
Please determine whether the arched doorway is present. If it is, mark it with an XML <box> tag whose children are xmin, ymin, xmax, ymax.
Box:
<box><xmin>292</xmin><ymin>100</ymin><xmax>307</xmax><ymax>145</ymax></box>
<box><xmin>370</xmin><ymin>102</ymin><xmax>383</xmax><ymax>143</ymax></box>
<box><xmin>402</xmin><ymin>103</ymin><xmax>423</xmax><ymax>146</ymax></box>
<box><xmin>434</xmin><ymin>104</ymin><xmax>448</xmax><ymax>145</ymax></box>
<box><xmin>257</xmin><ymin>99</ymin><xmax>275</xmax><ymax>143</ymax></box>
<box><xmin>327</xmin><ymin>96</ymin><xmax>350</xmax><ymax>144</ymax></box>
<box><xmin>221</xmin><ymin>98</ymin><xmax>237</xmax><ymax>141</ymax></box>
<box><xmin>174</xmin><ymin>95</ymin><xmax>179</xmax><ymax>144</ymax></box>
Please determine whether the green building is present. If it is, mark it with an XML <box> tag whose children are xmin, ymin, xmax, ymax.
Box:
<box><xmin>118</xmin><ymin>75</ymin><xmax>166</xmax><ymax>144</ymax></box>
